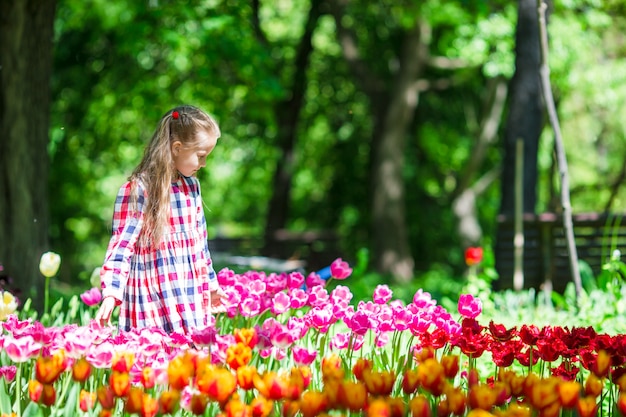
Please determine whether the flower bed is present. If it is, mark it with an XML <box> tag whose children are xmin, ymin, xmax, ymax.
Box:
<box><xmin>1</xmin><ymin>258</ymin><xmax>625</xmax><ymax>417</ymax></box>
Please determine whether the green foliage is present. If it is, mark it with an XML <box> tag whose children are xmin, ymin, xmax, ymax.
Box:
<box><xmin>48</xmin><ymin>0</ymin><xmax>626</xmax><ymax>288</ymax></box>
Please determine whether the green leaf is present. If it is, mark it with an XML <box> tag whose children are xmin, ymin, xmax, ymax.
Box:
<box><xmin>63</xmin><ymin>384</ymin><xmax>79</xmax><ymax>417</ymax></box>
<box><xmin>0</xmin><ymin>379</ymin><xmax>11</xmax><ymax>415</ymax></box>
<box><xmin>22</xmin><ymin>401</ymin><xmax>44</xmax><ymax>417</ymax></box>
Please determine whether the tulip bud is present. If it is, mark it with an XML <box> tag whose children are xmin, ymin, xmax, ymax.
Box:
<box><xmin>39</xmin><ymin>252</ymin><xmax>61</xmax><ymax>278</ymax></box>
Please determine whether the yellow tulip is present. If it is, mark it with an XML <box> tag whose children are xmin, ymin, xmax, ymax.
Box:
<box><xmin>0</xmin><ymin>291</ymin><xmax>18</xmax><ymax>320</ymax></box>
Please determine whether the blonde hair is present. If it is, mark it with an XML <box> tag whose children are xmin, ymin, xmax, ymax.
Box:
<box><xmin>129</xmin><ymin>105</ymin><xmax>220</xmax><ymax>247</ymax></box>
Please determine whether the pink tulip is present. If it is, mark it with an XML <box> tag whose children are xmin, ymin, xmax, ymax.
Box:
<box><xmin>292</xmin><ymin>346</ymin><xmax>317</xmax><ymax>366</ymax></box>
<box><xmin>3</xmin><ymin>335</ymin><xmax>42</xmax><ymax>362</ymax></box>
<box><xmin>80</xmin><ymin>287</ymin><xmax>102</xmax><ymax>307</ymax></box>
<box><xmin>0</xmin><ymin>365</ymin><xmax>17</xmax><ymax>382</ymax></box>
<box><xmin>330</xmin><ymin>285</ymin><xmax>354</xmax><ymax>304</ymax></box>
<box><xmin>288</xmin><ymin>288</ymin><xmax>308</xmax><ymax>309</ymax></box>
<box><xmin>308</xmin><ymin>286</ymin><xmax>329</xmax><ymax>308</ymax></box>
<box><xmin>330</xmin><ymin>258</ymin><xmax>352</xmax><ymax>280</ymax></box>
<box><xmin>458</xmin><ymin>294</ymin><xmax>483</xmax><ymax>319</ymax></box>
<box><xmin>330</xmin><ymin>332</ymin><xmax>351</xmax><ymax>350</ymax></box>
<box><xmin>271</xmin><ymin>292</ymin><xmax>291</xmax><ymax>315</ymax></box>
<box><xmin>373</xmin><ymin>284</ymin><xmax>393</xmax><ymax>304</ymax></box>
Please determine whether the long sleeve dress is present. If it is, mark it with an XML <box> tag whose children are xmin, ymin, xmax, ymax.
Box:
<box><xmin>100</xmin><ymin>175</ymin><xmax>218</xmax><ymax>333</ymax></box>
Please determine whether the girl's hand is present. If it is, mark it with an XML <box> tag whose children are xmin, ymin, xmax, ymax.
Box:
<box><xmin>95</xmin><ymin>296</ymin><xmax>117</xmax><ymax>326</ymax></box>
<box><xmin>209</xmin><ymin>287</ymin><xmax>227</xmax><ymax>314</ymax></box>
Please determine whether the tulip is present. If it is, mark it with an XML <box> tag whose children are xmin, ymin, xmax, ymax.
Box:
<box><xmin>39</xmin><ymin>251</ymin><xmax>61</xmax><ymax>321</ymax></box>
<box><xmin>124</xmin><ymin>387</ymin><xmax>144</xmax><ymax>414</ymax></box>
<box><xmin>110</xmin><ymin>371</ymin><xmax>131</xmax><ymax>397</ymax></box>
<box><xmin>458</xmin><ymin>294</ymin><xmax>482</xmax><ymax>319</ymax></box>
<box><xmin>367</xmin><ymin>398</ymin><xmax>391</xmax><ymax>417</ymax></box>
<box><xmin>158</xmin><ymin>389</ymin><xmax>181</xmax><ymax>415</ymax></box>
<box><xmin>39</xmin><ymin>251</ymin><xmax>61</xmax><ymax>278</ymax></box>
<box><xmin>35</xmin><ymin>351</ymin><xmax>67</xmax><ymax>384</ymax></box>
<box><xmin>330</xmin><ymin>258</ymin><xmax>352</xmax><ymax>280</ymax></box>
<box><xmin>251</xmin><ymin>396</ymin><xmax>274</xmax><ymax>417</ymax></box>
<box><xmin>464</xmin><ymin>247</ymin><xmax>483</xmax><ymax>266</ymax></box>
<box><xmin>79</xmin><ymin>389</ymin><xmax>96</xmax><ymax>412</ymax></box>
<box><xmin>142</xmin><ymin>393</ymin><xmax>159</xmax><ymax>417</ymax></box>
<box><xmin>0</xmin><ymin>290</ymin><xmax>18</xmax><ymax>321</ymax></box>
<box><xmin>226</xmin><ymin>342</ymin><xmax>252</xmax><ymax>370</ymax></box>
<box><xmin>299</xmin><ymin>390</ymin><xmax>328</xmax><ymax>417</ymax></box>
<box><xmin>80</xmin><ymin>287</ymin><xmax>102</xmax><ymax>307</ymax></box>
<box><xmin>72</xmin><ymin>357</ymin><xmax>92</xmax><ymax>382</ymax></box>
<box><xmin>409</xmin><ymin>394</ymin><xmax>432</xmax><ymax>417</ymax></box>
<box><xmin>338</xmin><ymin>380</ymin><xmax>368</xmax><ymax>412</ymax></box>
<box><xmin>236</xmin><ymin>365</ymin><xmax>257</xmax><ymax>390</ymax></box>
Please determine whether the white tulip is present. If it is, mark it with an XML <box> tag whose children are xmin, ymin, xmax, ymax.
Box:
<box><xmin>39</xmin><ymin>251</ymin><xmax>61</xmax><ymax>278</ymax></box>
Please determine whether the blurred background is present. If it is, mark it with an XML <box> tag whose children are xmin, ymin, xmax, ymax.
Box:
<box><xmin>2</xmin><ymin>0</ymin><xmax>626</xmax><ymax>309</ymax></box>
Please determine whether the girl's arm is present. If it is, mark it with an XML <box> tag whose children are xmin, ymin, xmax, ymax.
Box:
<box><xmin>99</xmin><ymin>181</ymin><xmax>145</xmax><ymax>304</ymax></box>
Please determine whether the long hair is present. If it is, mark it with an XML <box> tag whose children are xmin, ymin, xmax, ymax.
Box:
<box><xmin>129</xmin><ymin>105</ymin><xmax>220</xmax><ymax>247</ymax></box>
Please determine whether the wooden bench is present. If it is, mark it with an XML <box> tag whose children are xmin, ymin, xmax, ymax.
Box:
<box><xmin>494</xmin><ymin>212</ymin><xmax>626</xmax><ymax>293</ymax></box>
<box><xmin>208</xmin><ymin>230</ymin><xmax>340</xmax><ymax>272</ymax></box>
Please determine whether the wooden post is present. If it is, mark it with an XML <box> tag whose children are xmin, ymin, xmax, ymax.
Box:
<box><xmin>514</xmin><ymin>139</ymin><xmax>524</xmax><ymax>291</ymax></box>
<box><xmin>537</xmin><ymin>0</ymin><xmax>582</xmax><ymax>300</ymax></box>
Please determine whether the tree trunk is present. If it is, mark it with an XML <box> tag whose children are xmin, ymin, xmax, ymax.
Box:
<box><xmin>495</xmin><ymin>0</ymin><xmax>545</xmax><ymax>290</ymax></box>
<box><xmin>369</xmin><ymin>24</ymin><xmax>426</xmax><ymax>283</ymax></box>
<box><xmin>0</xmin><ymin>0</ymin><xmax>57</xmax><ymax>310</ymax></box>
<box><xmin>499</xmin><ymin>0</ymin><xmax>544</xmax><ymax>216</ymax></box>
<box><xmin>262</xmin><ymin>0</ymin><xmax>324</xmax><ymax>257</ymax></box>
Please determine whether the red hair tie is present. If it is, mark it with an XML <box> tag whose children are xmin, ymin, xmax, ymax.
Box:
<box><xmin>172</xmin><ymin>111</ymin><xmax>179</xmax><ymax>119</ymax></box>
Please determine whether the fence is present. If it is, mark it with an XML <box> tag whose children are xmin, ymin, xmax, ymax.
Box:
<box><xmin>494</xmin><ymin>212</ymin><xmax>626</xmax><ymax>293</ymax></box>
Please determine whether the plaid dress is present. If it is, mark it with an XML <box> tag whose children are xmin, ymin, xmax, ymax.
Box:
<box><xmin>100</xmin><ymin>175</ymin><xmax>218</xmax><ymax>333</ymax></box>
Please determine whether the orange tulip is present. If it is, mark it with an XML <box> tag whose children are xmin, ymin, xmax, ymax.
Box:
<box><xmin>576</xmin><ymin>396</ymin><xmax>598</xmax><ymax>417</ymax></box>
<box><xmin>234</xmin><ymin>327</ymin><xmax>259</xmax><ymax>349</ymax></box>
<box><xmin>40</xmin><ymin>384</ymin><xmax>56</xmax><ymax>407</ymax></box>
<box><xmin>237</xmin><ymin>365</ymin><xmax>257</xmax><ymax>390</ymax></box>
<box><xmin>28</xmin><ymin>380</ymin><xmax>43</xmax><ymax>403</ymax></box>
<box><xmin>167</xmin><ymin>354</ymin><xmax>195</xmax><ymax>391</ymax></box>
<box><xmin>445</xmin><ymin>386</ymin><xmax>467</xmax><ymax>416</ymax></box>
<box><xmin>111</xmin><ymin>352</ymin><xmax>134</xmax><ymax>373</ymax></box>
<box><xmin>158</xmin><ymin>389</ymin><xmax>181</xmax><ymax>415</ymax></box>
<box><xmin>253</xmin><ymin>371</ymin><xmax>287</xmax><ymax>401</ymax></box>
<box><xmin>35</xmin><ymin>351</ymin><xmax>67</xmax><ymax>384</ymax></box>
<box><xmin>223</xmin><ymin>394</ymin><xmax>251</xmax><ymax>417</ymax></box>
<box><xmin>466</xmin><ymin>410</ymin><xmax>496</xmax><ymax>417</ymax></box>
<box><xmin>322</xmin><ymin>354</ymin><xmax>345</xmax><ymax>383</ymax></box>
<box><xmin>538</xmin><ymin>401</ymin><xmax>561</xmax><ymax>417</ymax></box>
<box><xmin>388</xmin><ymin>397</ymin><xmax>406</xmax><ymax>417</ymax></box>
<box><xmin>110</xmin><ymin>370</ymin><xmax>131</xmax><ymax>397</ymax></box>
<box><xmin>468</xmin><ymin>384</ymin><xmax>497</xmax><ymax>410</ymax></box>
<box><xmin>584</xmin><ymin>374</ymin><xmax>603</xmax><ymax>398</ymax></box>
<box><xmin>592</xmin><ymin>350</ymin><xmax>611</xmax><ymax>379</ymax></box>
<box><xmin>141</xmin><ymin>366</ymin><xmax>156</xmax><ymax>390</ymax></box>
<box><xmin>362</xmin><ymin>368</ymin><xmax>395</xmax><ymax>397</ymax></box>
<box><xmin>97</xmin><ymin>386</ymin><xmax>116</xmax><ymax>410</ymax></box>
<box><xmin>402</xmin><ymin>368</ymin><xmax>420</xmax><ymax>395</ymax></box>
<box><xmin>527</xmin><ymin>377</ymin><xmax>559</xmax><ymax>410</ymax></box>
<box><xmin>197</xmin><ymin>366</ymin><xmax>237</xmax><ymax>403</ymax></box>
<box><xmin>141</xmin><ymin>393</ymin><xmax>159</xmax><ymax>417</ymax></box>
<box><xmin>79</xmin><ymin>389</ymin><xmax>96</xmax><ymax>412</ymax></box>
<box><xmin>338</xmin><ymin>380</ymin><xmax>368</xmax><ymax>412</ymax></box>
<box><xmin>189</xmin><ymin>393</ymin><xmax>209</xmax><ymax>416</ymax></box>
<box><xmin>409</xmin><ymin>394</ymin><xmax>431</xmax><ymax>417</ymax></box>
<box><xmin>72</xmin><ymin>358</ymin><xmax>92</xmax><ymax>382</ymax></box>
<box><xmin>250</xmin><ymin>397</ymin><xmax>274</xmax><ymax>417</ymax></box>
<box><xmin>367</xmin><ymin>398</ymin><xmax>391</xmax><ymax>417</ymax></box>
<box><xmin>124</xmin><ymin>386</ymin><xmax>144</xmax><ymax>414</ymax></box>
<box><xmin>418</xmin><ymin>358</ymin><xmax>446</xmax><ymax>396</ymax></box>
<box><xmin>441</xmin><ymin>355</ymin><xmax>460</xmax><ymax>379</ymax></box>
<box><xmin>557</xmin><ymin>380</ymin><xmax>580</xmax><ymax>408</ymax></box>
<box><xmin>353</xmin><ymin>358</ymin><xmax>374</xmax><ymax>381</ymax></box>
<box><xmin>299</xmin><ymin>391</ymin><xmax>328</xmax><ymax>417</ymax></box>
<box><xmin>226</xmin><ymin>342</ymin><xmax>253</xmax><ymax>370</ymax></box>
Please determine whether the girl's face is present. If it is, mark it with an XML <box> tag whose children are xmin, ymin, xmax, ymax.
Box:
<box><xmin>172</xmin><ymin>130</ymin><xmax>218</xmax><ymax>178</ymax></box>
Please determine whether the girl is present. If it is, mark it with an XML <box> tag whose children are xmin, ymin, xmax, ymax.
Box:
<box><xmin>95</xmin><ymin>105</ymin><xmax>225</xmax><ymax>333</ymax></box>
